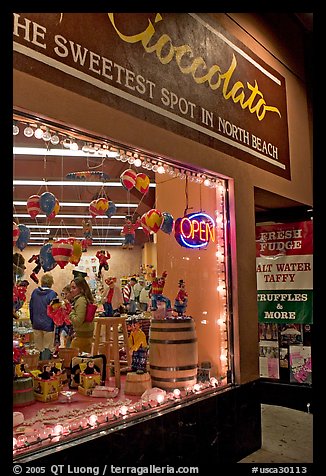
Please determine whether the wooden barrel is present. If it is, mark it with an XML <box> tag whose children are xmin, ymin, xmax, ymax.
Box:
<box><xmin>124</xmin><ymin>372</ymin><xmax>152</xmax><ymax>395</ymax></box>
<box><xmin>13</xmin><ymin>377</ymin><xmax>35</xmax><ymax>407</ymax></box>
<box><xmin>149</xmin><ymin>318</ymin><xmax>198</xmax><ymax>390</ymax></box>
<box><xmin>58</xmin><ymin>348</ymin><xmax>80</xmax><ymax>368</ymax></box>
<box><xmin>21</xmin><ymin>352</ymin><xmax>40</xmax><ymax>371</ymax></box>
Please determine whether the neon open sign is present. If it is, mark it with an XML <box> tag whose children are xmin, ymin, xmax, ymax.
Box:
<box><xmin>174</xmin><ymin>212</ymin><xmax>216</xmax><ymax>248</ymax></box>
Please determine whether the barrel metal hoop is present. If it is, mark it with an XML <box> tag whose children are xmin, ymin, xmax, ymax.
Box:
<box><xmin>151</xmin><ymin>375</ymin><xmax>197</xmax><ymax>382</ymax></box>
<box><xmin>149</xmin><ymin>338</ymin><xmax>197</xmax><ymax>344</ymax></box>
<box><xmin>150</xmin><ymin>364</ymin><xmax>197</xmax><ymax>371</ymax></box>
<box><xmin>150</xmin><ymin>327</ymin><xmax>194</xmax><ymax>332</ymax></box>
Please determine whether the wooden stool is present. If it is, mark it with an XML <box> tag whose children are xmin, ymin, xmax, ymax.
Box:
<box><xmin>92</xmin><ymin>316</ymin><xmax>131</xmax><ymax>388</ymax></box>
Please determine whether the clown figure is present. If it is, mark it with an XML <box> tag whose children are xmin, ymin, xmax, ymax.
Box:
<box><xmin>121</xmin><ymin>215</ymin><xmax>141</xmax><ymax>249</ymax></box>
<box><xmin>174</xmin><ymin>279</ymin><xmax>188</xmax><ymax>316</ymax></box>
<box><xmin>96</xmin><ymin>250</ymin><xmax>111</xmax><ymax>278</ymax></box>
<box><xmin>150</xmin><ymin>270</ymin><xmax>172</xmax><ymax>314</ymax></box>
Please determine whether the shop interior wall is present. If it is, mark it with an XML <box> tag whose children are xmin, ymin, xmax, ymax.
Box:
<box><xmin>13</xmin><ymin>13</ymin><xmax>312</xmax><ymax>385</ymax></box>
<box><xmin>18</xmin><ymin>246</ymin><xmax>142</xmax><ymax>301</ymax></box>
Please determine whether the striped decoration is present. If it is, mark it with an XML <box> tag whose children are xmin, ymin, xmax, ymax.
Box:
<box><xmin>27</xmin><ymin>194</ymin><xmax>41</xmax><ymax>219</ymax></box>
<box><xmin>51</xmin><ymin>239</ymin><xmax>73</xmax><ymax>269</ymax></box>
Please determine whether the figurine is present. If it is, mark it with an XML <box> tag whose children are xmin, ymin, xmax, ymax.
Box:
<box><xmin>96</xmin><ymin>250</ymin><xmax>111</xmax><ymax>278</ymax></box>
<box><xmin>121</xmin><ymin>215</ymin><xmax>141</xmax><ymax>249</ymax></box>
<box><xmin>127</xmin><ymin>319</ymin><xmax>148</xmax><ymax>373</ymax></box>
<box><xmin>39</xmin><ymin>364</ymin><xmax>53</xmax><ymax>380</ymax></box>
<box><xmin>173</xmin><ymin>279</ymin><xmax>188</xmax><ymax>316</ymax></box>
<box><xmin>84</xmin><ymin>360</ymin><xmax>100</xmax><ymax>375</ymax></box>
<box><xmin>28</xmin><ymin>253</ymin><xmax>41</xmax><ymax>284</ymax></box>
<box><xmin>150</xmin><ymin>270</ymin><xmax>172</xmax><ymax>313</ymax></box>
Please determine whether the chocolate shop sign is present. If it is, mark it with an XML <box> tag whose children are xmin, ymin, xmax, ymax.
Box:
<box><xmin>13</xmin><ymin>13</ymin><xmax>290</xmax><ymax>178</ymax></box>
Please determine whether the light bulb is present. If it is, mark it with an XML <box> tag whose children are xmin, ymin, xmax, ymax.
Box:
<box><xmin>156</xmin><ymin>393</ymin><xmax>165</xmax><ymax>404</ymax></box>
<box><xmin>50</xmin><ymin>134</ymin><xmax>60</xmax><ymax>145</ymax></box>
<box><xmin>134</xmin><ymin>158</ymin><xmax>142</xmax><ymax>167</ymax></box>
<box><xmin>53</xmin><ymin>424</ymin><xmax>63</xmax><ymax>436</ymax></box>
<box><xmin>157</xmin><ymin>165</ymin><xmax>165</xmax><ymax>174</ymax></box>
<box><xmin>152</xmin><ymin>164</ymin><xmax>158</xmax><ymax>172</ymax></box>
<box><xmin>24</xmin><ymin>126</ymin><xmax>34</xmax><ymax>137</ymax></box>
<box><xmin>63</xmin><ymin>138</ymin><xmax>72</xmax><ymax>149</ymax></box>
<box><xmin>34</xmin><ymin>127</ymin><xmax>43</xmax><ymax>139</ymax></box>
<box><xmin>120</xmin><ymin>405</ymin><xmax>128</xmax><ymax>415</ymax></box>
<box><xmin>13</xmin><ymin>124</ymin><xmax>19</xmax><ymax>135</ymax></box>
<box><xmin>88</xmin><ymin>414</ymin><xmax>97</xmax><ymax>426</ymax></box>
<box><xmin>128</xmin><ymin>157</ymin><xmax>135</xmax><ymax>164</ymax></box>
<box><xmin>42</xmin><ymin>130</ymin><xmax>51</xmax><ymax>141</ymax></box>
<box><xmin>70</xmin><ymin>142</ymin><xmax>79</xmax><ymax>151</ymax></box>
<box><xmin>204</xmin><ymin>178</ymin><xmax>211</xmax><ymax>187</ymax></box>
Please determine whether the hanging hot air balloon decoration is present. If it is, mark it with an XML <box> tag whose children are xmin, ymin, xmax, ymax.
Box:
<box><xmin>27</xmin><ymin>195</ymin><xmax>41</xmax><ymax>219</ymax></box>
<box><xmin>120</xmin><ymin>168</ymin><xmax>137</xmax><ymax>191</ymax></box>
<box><xmin>47</xmin><ymin>198</ymin><xmax>60</xmax><ymax>221</ymax></box>
<box><xmin>135</xmin><ymin>173</ymin><xmax>150</xmax><ymax>195</ymax></box>
<box><xmin>160</xmin><ymin>212</ymin><xmax>174</xmax><ymax>235</ymax></box>
<box><xmin>39</xmin><ymin>243</ymin><xmax>57</xmax><ymax>272</ymax></box>
<box><xmin>51</xmin><ymin>239</ymin><xmax>73</xmax><ymax>269</ymax></box>
<box><xmin>144</xmin><ymin>209</ymin><xmax>163</xmax><ymax>233</ymax></box>
<box><xmin>39</xmin><ymin>191</ymin><xmax>56</xmax><ymax>216</ymax></box>
<box><xmin>13</xmin><ymin>222</ymin><xmax>20</xmax><ymax>247</ymax></box>
<box><xmin>15</xmin><ymin>224</ymin><xmax>30</xmax><ymax>251</ymax></box>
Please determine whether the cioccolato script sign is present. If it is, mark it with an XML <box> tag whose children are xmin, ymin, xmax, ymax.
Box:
<box><xmin>13</xmin><ymin>13</ymin><xmax>290</xmax><ymax>178</ymax></box>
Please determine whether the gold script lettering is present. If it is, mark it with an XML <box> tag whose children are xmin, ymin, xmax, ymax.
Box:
<box><xmin>107</xmin><ymin>13</ymin><xmax>281</xmax><ymax>121</ymax></box>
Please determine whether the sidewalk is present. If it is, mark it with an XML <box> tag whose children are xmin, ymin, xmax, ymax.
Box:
<box><xmin>238</xmin><ymin>403</ymin><xmax>313</xmax><ymax>463</ymax></box>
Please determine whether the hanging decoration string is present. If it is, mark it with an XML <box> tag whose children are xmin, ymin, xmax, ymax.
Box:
<box><xmin>184</xmin><ymin>175</ymin><xmax>190</xmax><ymax>216</ymax></box>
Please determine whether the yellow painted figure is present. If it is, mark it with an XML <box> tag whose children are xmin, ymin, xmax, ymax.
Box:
<box><xmin>127</xmin><ymin>320</ymin><xmax>148</xmax><ymax>373</ymax></box>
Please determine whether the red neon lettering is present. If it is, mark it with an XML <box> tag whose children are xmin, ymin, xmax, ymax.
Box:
<box><xmin>180</xmin><ymin>217</ymin><xmax>192</xmax><ymax>238</ymax></box>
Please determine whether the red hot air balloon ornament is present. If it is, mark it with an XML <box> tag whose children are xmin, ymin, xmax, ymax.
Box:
<box><xmin>120</xmin><ymin>169</ymin><xmax>137</xmax><ymax>191</ymax></box>
<box><xmin>51</xmin><ymin>239</ymin><xmax>73</xmax><ymax>269</ymax></box>
<box><xmin>27</xmin><ymin>195</ymin><xmax>41</xmax><ymax>219</ymax></box>
<box><xmin>89</xmin><ymin>199</ymin><xmax>98</xmax><ymax>218</ymax></box>
<box><xmin>140</xmin><ymin>213</ymin><xmax>152</xmax><ymax>236</ymax></box>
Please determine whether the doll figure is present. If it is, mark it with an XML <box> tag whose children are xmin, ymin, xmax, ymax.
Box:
<box><xmin>50</xmin><ymin>362</ymin><xmax>62</xmax><ymax>376</ymax></box>
<box><xmin>128</xmin><ymin>319</ymin><xmax>148</xmax><ymax>373</ymax></box>
<box><xmin>150</xmin><ymin>270</ymin><xmax>172</xmax><ymax>312</ymax></box>
<box><xmin>28</xmin><ymin>254</ymin><xmax>41</xmax><ymax>284</ymax></box>
<box><xmin>96</xmin><ymin>250</ymin><xmax>111</xmax><ymax>278</ymax></box>
<box><xmin>82</xmin><ymin>219</ymin><xmax>93</xmax><ymax>239</ymax></box>
<box><xmin>39</xmin><ymin>364</ymin><xmax>53</xmax><ymax>380</ymax></box>
<box><xmin>13</xmin><ymin>280</ymin><xmax>29</xmax><ymax>312</ymax></box>
<box><xmin>84</xmin><ymin>360</ymin><xmax>100</xmax><ymax>375</ymax></box>
<box><xmin>174</xmin><ymin>279</ymin><xmax>188</xmax><ymax>316</ymax></box>
<box><xmin>121</xmin><ymin>215</ymin><xmax>141</xmax><ymax>249</ymax></box>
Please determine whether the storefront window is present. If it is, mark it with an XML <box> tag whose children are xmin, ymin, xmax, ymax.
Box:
<box><xmin>13</xmin><ymin>111</ymin><xmax>233</xmax><ymax>458</ymax></box>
